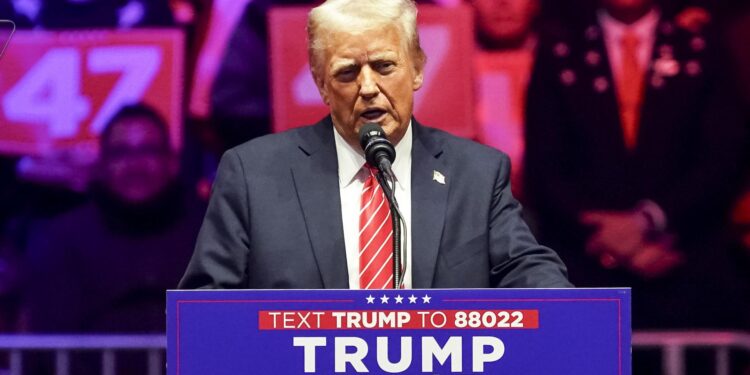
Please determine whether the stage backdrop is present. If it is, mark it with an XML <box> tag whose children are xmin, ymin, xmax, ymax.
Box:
<box><xmin>0</xmin><ymin>29</ymin><xmax>184</xmax><ymax>156</ymax></box>
<box><xmin>269</xmin><ymin>5</ymin><xmax>475</xmax><ymax>139</ymax></box>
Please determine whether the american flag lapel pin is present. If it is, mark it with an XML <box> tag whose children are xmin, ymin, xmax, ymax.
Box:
<box><xmin>433</xmin><ymin>170</ymin><xmax>445</xmax><ymax>185</ymax></box>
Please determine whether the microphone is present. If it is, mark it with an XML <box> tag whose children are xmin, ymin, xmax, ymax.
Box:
<box><xmin>359</xmin><ymin>123</ymin><xmax>396</xmax><ymax>173</ymax></box>
<box><xmin>358</xmin><ymin>123</ymin><xmax>406</xmax><ymax>289</ymax></box>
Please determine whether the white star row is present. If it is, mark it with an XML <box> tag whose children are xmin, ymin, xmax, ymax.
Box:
<box><xmin>365</xmin><ymin>294</ymin><xmax>431</xmax><ymax>304</ymax></box>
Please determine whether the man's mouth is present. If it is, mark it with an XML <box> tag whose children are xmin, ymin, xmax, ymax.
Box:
<box><xmin>360</xmin><ymin>109</ymin><xmax>387</xmax><ymax>121</ymax></box>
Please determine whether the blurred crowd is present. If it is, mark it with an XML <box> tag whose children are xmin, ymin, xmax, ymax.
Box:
<box><xmin>0</xmin><ymin>0</ymin><xmax>749</xmax><ymax>372</ymax></box>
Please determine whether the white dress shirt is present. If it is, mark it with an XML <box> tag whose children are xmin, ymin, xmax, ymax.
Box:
<box><xmin>598</xmin><ymin>9</ymin><xmax>660</xmax><ymax>87</ymax></box>
<box><xmin>334</xmin><ymin>124</ymin><xmax>413</xmax><ymax>289</ymax></box>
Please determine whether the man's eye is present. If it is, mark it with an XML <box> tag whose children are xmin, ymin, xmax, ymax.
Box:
<box><xmin>375</xmin><ymin>61</ymin><xmax>395</xmax><ymax>73</ymax></box>
<box><xmin>335</xmin><ymin>67</ymin><xmax>358</xmax><ymax>82</ymax></box>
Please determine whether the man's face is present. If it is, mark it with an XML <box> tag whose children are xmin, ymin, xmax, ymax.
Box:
<box><xmin>472</xmin><ymin>0</ymin><xmax>538</xmax><ymax>45</ymax></box>
<box><xmin>314</xmin><ymin>25</ymin><xmax>424</xmax><ymax>147</ymax></box>
<box><xmin>100</xmin><ymin>117</ymin><xmax>176</xmax><ymax>205</ymax></box>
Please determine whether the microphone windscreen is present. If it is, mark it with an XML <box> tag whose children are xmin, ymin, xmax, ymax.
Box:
<box><xmin>359</xmin><ymin>123</ymin><xmax>386</xmax><ymax>151</ymax></box>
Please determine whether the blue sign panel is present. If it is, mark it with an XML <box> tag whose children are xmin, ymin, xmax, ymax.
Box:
<box><xmin>167</xmin><ymin>288</ymin><xmax>630</xmax><ymax>374</ymax></box>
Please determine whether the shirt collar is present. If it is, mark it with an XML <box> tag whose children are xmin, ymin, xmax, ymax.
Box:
<box><xmin>334</xmin><ymin>121</ymin><xmax>413</xmax><ymax>192</ymax></box>
<box><xmin>598</xmin><ymin>8</ymin><xmax>660</xmax><ymax>42</ymax></box>
<box><xmin>391</xmin><ymin>122</ymin><xmax>412</xmax><ymax>193</ymax></box>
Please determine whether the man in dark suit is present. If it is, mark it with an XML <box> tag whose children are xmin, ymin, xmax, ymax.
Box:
<box><xmin>180</xmin><ymin>0</ymin><xmax>571</xmax><ymax>290</ymax></box>
<box><xmin>524</xmin><ymin>0</ymin><xmax>746</xmax><ymax>329</ymax></box>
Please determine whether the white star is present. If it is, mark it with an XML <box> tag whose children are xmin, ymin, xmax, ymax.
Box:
<box><xmin>380</xmin><ymin>295</ymin><xmax>390</xmax><ymax>304</ymax></box>
<box><xmin>422</xmin><ymin>295</ymin><xmax>431</xmax><ymax>304</ymax></box>
<box><xmin>408</xmin><ymin>295</ymin><xmax>418</xmax><ymax>304</ymax></box>
<box><xmin>366</xmin><ymin>295</ymin><xmax>375</xmax><ymax>304</ymax></box>
<box><xmin>394</xmin><ymin>295</ymin><xmax>404</xmax><ymax>304</ymax></box>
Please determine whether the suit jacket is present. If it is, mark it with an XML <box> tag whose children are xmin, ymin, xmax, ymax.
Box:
<box><xmin>523</xmin><ymin>15</ymin><xmax>747</xmax><ymax>328</ymax></box>
<box><xmin>179</xmin><ymin>117</ymin><xmax>571</xmax><ymax>289</ymax></box>
<box><xmin>525</xmin><ymin>15</ymin><xmax>745</xmax><ymax>240</ymax></box>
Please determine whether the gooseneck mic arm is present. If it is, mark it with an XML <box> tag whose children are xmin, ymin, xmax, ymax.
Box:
<box><xmin>359</xmin><ymin>123</ymin><xmax>407</xmax><ymax>289</ymax></box>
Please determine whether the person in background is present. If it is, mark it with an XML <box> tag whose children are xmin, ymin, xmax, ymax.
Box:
<box><xmin>22</xmin><ymin>103</ymin><xmax>205</xmax><ymax>374</ymax></box>
<box><xmin>524</xmin><ymin>0</ymin><xmax>746</xmax><ymax>331</ymax></box>
<box><xmin>472</xmin><ymin>0</ymin><xmax>540</xmax><ymax>51</ymax></box>
<box><xmin>471</xmin><ymin>0</ymin><xmax>540</xmax><ymax>199</ymax></box>
<box><xmin>3</xmin><ymin>0</ymin><xmax>181</xmax><ymax>217</ymax></box>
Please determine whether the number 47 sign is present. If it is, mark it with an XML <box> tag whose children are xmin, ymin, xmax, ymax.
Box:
<box><xmin>0</xmin><ymin>29</ymin><xmax>184</xmax><ymax>156</ymax></box>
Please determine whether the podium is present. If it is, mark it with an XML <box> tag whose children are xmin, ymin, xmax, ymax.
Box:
<box><xmin>167</xmin><ymin>288</ymin><xmax>630</xmax><ymax>374</ymax></box>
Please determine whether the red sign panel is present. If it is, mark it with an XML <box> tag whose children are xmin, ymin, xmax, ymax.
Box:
<box><xmin>0</xmin><ymin>29</ymin><xmax>184</xmax><ymax>156</ymax></box>
<box><xmin>269</xmin><ymin>5</ymin><xmax>475</xmax><ymax>138</ymax></box>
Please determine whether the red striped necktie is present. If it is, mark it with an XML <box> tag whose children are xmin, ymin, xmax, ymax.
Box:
<box><xmin>359</xmin><ymin>165</ymin><xmax>394</xmax><ymax>289</ymax></box>
<box><xmin>617</xmin><ymin>31</ymin><xmax>644</xmax><ymax>150</ymax></box>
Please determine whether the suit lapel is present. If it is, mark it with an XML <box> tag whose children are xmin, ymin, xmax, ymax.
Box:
<box><xmin>588</xmin><ymin>22</ymin><xmax>631</xmax><ymax>157</ymax></box>
<box><xmin>638</xmin><ymin>17</ymin><xmax>675</xmax><ymax>150</ymax></box>
<box><xmin>291</xmin><ymin>118</ymin><xmax>349</xmax><ymax>288</ymax></box>
<box><xmin>410</xmin><ymin>121</ymin><xmax>448</xmax><ymax>288</ymax></box>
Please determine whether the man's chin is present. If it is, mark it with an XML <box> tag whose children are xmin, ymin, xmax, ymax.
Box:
<box><xmin>382</xmin><ymin>121</ymin><xmax>409</xmax><ymax>144</ymax></box>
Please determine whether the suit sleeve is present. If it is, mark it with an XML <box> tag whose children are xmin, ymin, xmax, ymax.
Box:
<box><xmin>489</xmin><ymin>153</ymin><xmax>574</xmax><ymax>288</ymax></box>
<box><xmin>179</xmin><ymin>149</ymin><xmax>251</xmax><ymax>289</ymax></box>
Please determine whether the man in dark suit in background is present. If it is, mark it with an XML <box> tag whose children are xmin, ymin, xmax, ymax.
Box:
<box><xmin>180</xmin><ymin>0</ymin><xmax>571</xmax><ymax>290</ymax></box>
<box><xmin>524</xmin><ymin>0</ymin><xmax>747</xmax><ymax>330</ymax></box>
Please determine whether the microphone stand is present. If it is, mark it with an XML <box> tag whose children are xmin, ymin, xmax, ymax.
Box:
<box><xmin>359</xmin><ymin>123</ymin><xmax>406</xmax><ymax>289</ymax></box>
<box><xmin>375</xmin><ymin>165</ymin><xmax>406</xmax><ymax>289</ymax></box>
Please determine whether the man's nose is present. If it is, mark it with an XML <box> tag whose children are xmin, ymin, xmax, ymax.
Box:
<box><xmin>358</xmin><ymin>66</ymin><xmax>379</xmax><ymax>99</ymax></box>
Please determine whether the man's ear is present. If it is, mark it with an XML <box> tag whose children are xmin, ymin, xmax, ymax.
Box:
<box><xmin>413</xmin><ymin>66</ymin><xmax>424</xmax><ymax>91</ymax></box>
<box><xmin>412</xmin><ymin>52</ymin><xmax>426</xmax><ymax>90</ymax></box>
<box><xmin>413</xmin><ymin>72</ymin><xmax>424</xmax><ymax>90</ymax></box>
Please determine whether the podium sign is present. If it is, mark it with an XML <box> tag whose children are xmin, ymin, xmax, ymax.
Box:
<box><xmin>168</xmin><ymin>288</ymin><xmax>630</xmax><ymax>374</ymax></box>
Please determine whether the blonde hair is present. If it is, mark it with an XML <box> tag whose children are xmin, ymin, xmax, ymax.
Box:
<box><xmin>307</xmin><ymin>0</ymin><xmax>426</xmax><ymax>77</ymax></box>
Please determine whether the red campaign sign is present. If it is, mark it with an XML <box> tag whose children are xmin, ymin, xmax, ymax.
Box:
<box><xmin>269</xmin><ymin>5</ymin><xmax>475</xmax><ymax>138</ymax></box>
<box><xmin>0</xmin><ymin>29</ymin><xmax>184</xmax><ymax>156</ymax></box>
<box><xmin>258</xmin><ymin>310</ymin><xmax>540</xmax><ymax>330</ymax></box>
